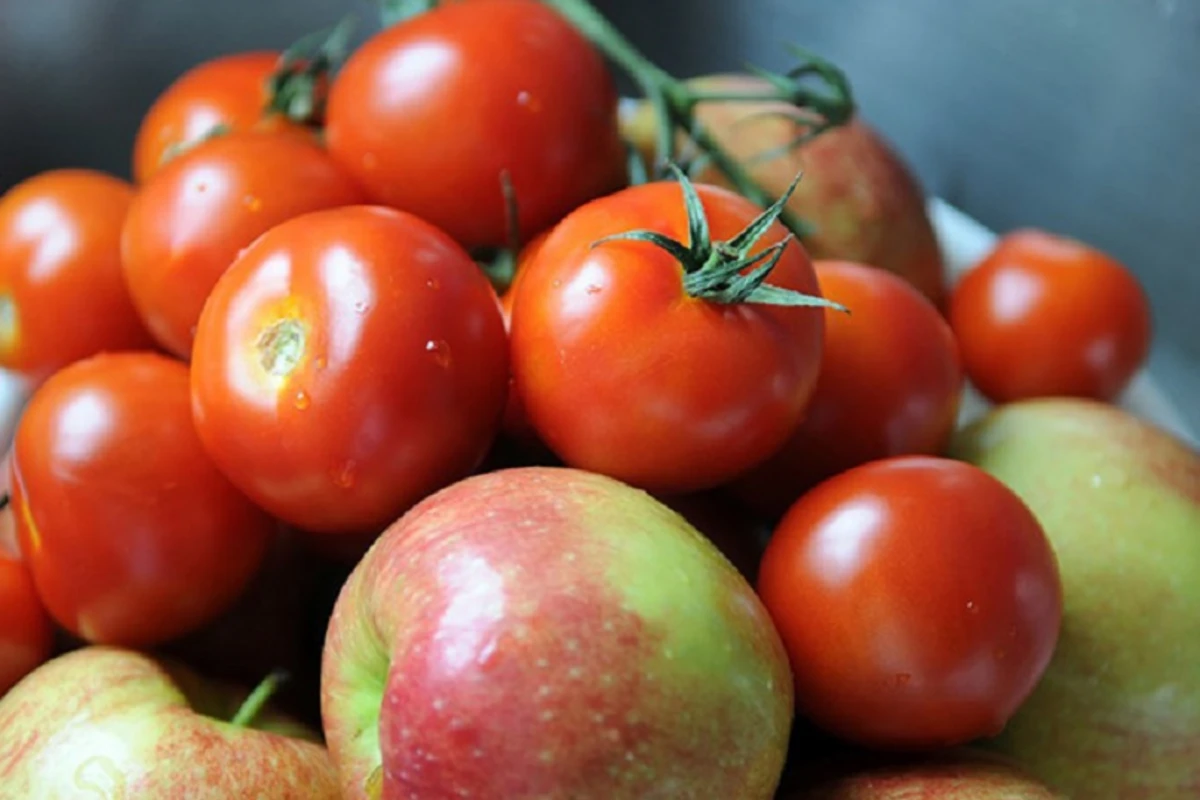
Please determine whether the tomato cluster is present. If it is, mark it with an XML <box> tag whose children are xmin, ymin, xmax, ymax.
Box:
<box><xmin>0</xmin><ymin>0</ymin><xmax>1160</xmax><ymax>790</ymax></box>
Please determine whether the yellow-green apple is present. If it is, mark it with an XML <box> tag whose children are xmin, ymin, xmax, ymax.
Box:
<box><xmin>950</xmin><ymin>398</ymin><xmax>1200</xmax><ymax>797</ymax></box>
<box><xmin>321</xmin><ymin>466</ymin><xmax>794</xmax><ymax>799</ymax></box>
<box><xmin>0</xmin><ymin>646</ymin><xmax>340</xmax><ymax>797</ymax></box>
<box><xmin>780</xmin><ymin>747</ymin><xmax>1064</xmax><ymax>798</ymax></box>
<box><xmin>621</xmin><ymin>74</ymin><xmax>947</xmax><ymax>307</ymax></box>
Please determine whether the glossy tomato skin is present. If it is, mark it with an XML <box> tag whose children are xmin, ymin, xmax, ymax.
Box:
<box><xmin>9</xmin><ymin>352</ymin><xmax>274</xmax><ymax>647</ymax></box>
<box><xmin>132</xmin><ymin>51</ymin><xmax>313</xmax><ymax>184</ymax></box>
<box><xmin>734</xmin><ymin>261</ymin><xmax>964</xmax><ymax>519</ymax></box>
<box><xmin>757</xmin><ymin>456</ymin><xmax>1063</xmax><ymax>751</ymax></box>
<box><xmin>510</xmin><ymin>180</ymin><xmax>826</xmax><ymax>494</ymax></box>
<box><xmin>0</xmin><ymin>479</ymin><xmax>53</xmax><ymax>695</ymax></box>
<box><xmin>949</xmin><ymin>229</ymin><xmax>1153</xmax><ymax>403</ymax></box>
<box><xmin>0</xmin><ymin>170</ymin><xmax>156</xmax><ymax>382</ymax></box>
<box><xmin>325</xmin><ymin>0</ymin><xmax>628</xmax><ymax>251</ymax></box>
<box><xmin>121</xmin><ymin>131</ymin><xmax>365</xmax><ymax>360</ymax></box>
<box><xmin>190</xmin><ymin>205</ymin><xmax>510</xmax><ymax>536</ymax></box>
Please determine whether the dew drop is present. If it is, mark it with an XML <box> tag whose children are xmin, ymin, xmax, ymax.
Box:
<box><xmin>242</xmin><ymin>195</ymin><xmax>262</xmax><ymax>211</ymax></box>
<box><xmin>517</xmin><ymin>90</ymin><xmax>531</xmax><ymax>106</ymax></box>
<box><xmin>426</xmin><ymin>339</ymin><xmax>453</xmax><ymax>368</ymax></box>
<box><xmin>333</xmin><ymin>460</ymin><xmax>357</xmax><ymax>489</ymax></box>
<box><xmin>353</xmin><ymin>301</ymin><xmax>368</xmax><ymax>314</ymax></box>
<box><xmin>293</xmin><ymin>390</ymin><xmax>311</xmax><ymax>410</ymax></box>
<box><xmin>966</xmin><ymin>600</ymin><xmax>979</xmax><ymax>614</ymax></box>
<box><xmin>426</xmin><ymin>278</ymin><xmax>441</xmax><ymax>291</ymax></box>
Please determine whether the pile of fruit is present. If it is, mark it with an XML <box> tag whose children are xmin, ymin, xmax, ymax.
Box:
<box><xmin>0</xmin><ymin>0</ymin><xmax>1196</xmax><ymax>797</ymax></box>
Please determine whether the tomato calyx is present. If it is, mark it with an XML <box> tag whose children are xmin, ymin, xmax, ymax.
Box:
<box><xmin>257</xmin><ymin>319</ymin><xmax>308</xmax><ymax>377</ymax></box>
<box><xmin>379</xmin><ymin>0</ymin><xmax>438</xmax><ymax>27</ymax></box>
<box><xmin>229</xmin><ymin>669</ymin><xmax>289</xmax><ymax>728</ymax></box>
<box><xmin>475</xmin><ymin>170</ymin><xmax>522</xmax><ymax>294</ymax></box>
<box><xmin>265</xmin><ymin>15</ymin><xmax>357</xmax><ymax>127</ymax></box>
<box><xmin>596</xmin><ymin>166</ymin><xmax>847</xmax><ymax>308</ymax></box>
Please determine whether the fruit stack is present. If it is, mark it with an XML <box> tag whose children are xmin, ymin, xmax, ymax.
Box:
<box><xmin>0</xmin><ymin>1</ymin><xmax>1195</xmax><ymax>798</ymax></box>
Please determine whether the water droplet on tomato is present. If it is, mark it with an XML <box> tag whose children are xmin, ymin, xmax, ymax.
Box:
<box><xmin>425</xmin><ymin>339</ymin><xmax>452</xmax><ymax>368</ymax></box>
<box><xmin>353</xmin><ymin>301</ymin><xmax>368</xmax><ymax>314</ymax></box>
<box><xmin>966</xmin><ymin>600</ymin><xmax>979</xmax><ymax>614</ymax></box>
<box><xmin>293</xmin><ymin>390</ymin><xmax>310</xmax><ymax>410</ymax></box>
<box><xmin>585</xmin><ymin>284</ymin><xmax>602</xmax><ymax>295</ymax></box>
<box><xmin>333</xmin><ymin>461</ymin><xmax>357</xmax><ymax>489</ymax></box>
<box><xmin>551</xmin><ymin>279</ymin><xmax>562</xmax><ymax>288</ymax></box>
<box><xmin>242</xmin><ymin>195</ymin><xmax>262</xmax><ymax>211</ymax></box>
<box><xmin>426</xmin><ymin>278</ymin><xmax>440</xmax><ymax>291</ymax></box>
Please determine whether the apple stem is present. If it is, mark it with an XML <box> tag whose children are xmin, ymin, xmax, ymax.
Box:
<box><xmin>230</xmin><ymin>669</ymin><xmax>289</xmax><ymax>729</ymax></box>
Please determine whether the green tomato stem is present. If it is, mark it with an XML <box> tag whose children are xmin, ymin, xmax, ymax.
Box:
<box><xmin>229</xmin><ymin>670</ymin><xmax>289</xmax><ymax>729</ymax></box>
<box><xmin>540</xmin><ymin>0</ymin><xmax>854</xmax><ymax>239</ymax></box>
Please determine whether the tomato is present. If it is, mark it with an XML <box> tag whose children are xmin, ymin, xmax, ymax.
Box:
<box><xmin>510</xmin><ymin>178</ymin><xmax>827</xmax><ymax>494</ymax></box>
<box><xmin>8</xmin><ymin>352</ymin><xmax>274</xmax><ymax>647</ymax></box>
<box><xmin>757</xmin><ymin>456</ymin><xmax>1063</xmax><ymax>750</ymax></box>
<box><xmin>949</xmin><ymin>229</ymin><xmax>1153</xmax><ymax>404</ymax></box>
<box><xmin>121</xmin><ymin>131</ymin><xmax>365</xmax><ymax>360</ymax></box>
<box><xmin>733</xmin><ymin>261</ymin><xmax>964</xmax><ymax>519</ymax></box>
<box><xmin>190</xmin><ymin>205</ymin><xmax>510</xmax><ymax>535</ymax></box>
<box><xmin>132</xmin><ymin>51</ymin><xmax>315</xmax><ymax>184</ymax></box>
<box><xmin>0</xmin><ymin>468</ymin><xmax>52</xmax><ymax>695</ymax></box>
<box><xmin>324</xmin><ymin>0</ymin><xmax>628</xmax><ymax>251</ymax></box>
<box><xmin>0</xmin><ymin>170</ymin><xmax>156</xmax><ymax>382</ymax></box>
<box><xmin>497</xmin><ymin>230</ymin><xmax>551</xmax><ymax>451</ymax></box>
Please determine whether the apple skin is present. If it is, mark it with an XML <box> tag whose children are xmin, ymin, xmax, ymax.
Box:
<box><xmin>949</xmin><ymin>398</ymin><xmax>1200</xmax><ymax>798</ymax></box>
<box><xmin>779</xmin><ymin>747</ymin><xmax>1064</xmax><ymax>799</ymax></box>
<box><xmin>321</xmin><ymin>466</ymin><xmax>793</xmax><ymax>800</ymax></box>
<box><xmin>0</xmin><ymin>646</ymin><xmax>340</xmax><ymax>798</ymax></box>
<box><xmin>620</xmin><ymin>75</ymin><xmax>946</xmax><ymax>308</ymax></box>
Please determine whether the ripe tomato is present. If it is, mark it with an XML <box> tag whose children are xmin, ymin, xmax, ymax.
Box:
<box><xmin>0</xmin><ymin>169</ymin><xmax>156</xmax><ymax>383</ymax></box>
<box><xmin>0</xmin><ymin>474</ymin><xmax>52</xmax><ymax>695</ymax></box>
<box><xmin>757</xmin><ymin>456</ymin><xmax>1063</xmax><ymax>750</ymax></box>
<box><xmin>190</xmin><ymin>205</ymin><xmax>510</xmax><ymax>535</ymax></box>
<box><xmin>324</xmin><ymin>0</ymin><xmax>627</xmax><ymax>251</ymax></box>
<box><xmin>949</xmin><ymin>229</ymin><xmax>1153</xmax><ymax>404</ymax></box>
<box><xmin>121</xmin><ymin>131</ymin><xmax>365</xmax><ymax>360</ymax></box>
<box><xmin>8</xmin><ymin>352</ymin><xmax>274</xmax><ymax>647</ymax></box>
<box><xmin>132</xmin><ymin>51</ymin><xmax>315</xmax><ymax>184</ymax></box>
<box><xmin>510</xmin><ymin>179</ymin><xmax>827</xmax><ymax>494</ymax></box>
<box><xmin>733</xmin><ymin>261</ymin><xmax>964</xmax><ymax>519</ymax></box>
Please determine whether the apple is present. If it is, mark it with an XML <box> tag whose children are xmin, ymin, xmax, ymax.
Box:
<box><xmin>321</xmin><ymin>466</ymin><xmax>794</xmax><ymax>799</ymax></box>
<box><xmin>950</xmin><ymin>398</ymin><xmax>1200</xmax><ymax>797</ymax></box>
<box><xmin>621</xmin><ymin>74</ymin><xmax>947</xmax><ymax>307</ymax></box>
<box><xmin>780</xmin><ymin>747</ymin><xmax>1064</xmax><ymax>798</ymax></box>
<box><xmin>0</xmin><ymin>646</ymin><xmax>340</xmax><ymax>797</ymax></box>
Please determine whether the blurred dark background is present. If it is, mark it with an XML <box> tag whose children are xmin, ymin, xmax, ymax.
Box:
<box><xmin>1</xmin><ymin>0</ymin><xmax>1197</xmax><ymax>430</ymax></box>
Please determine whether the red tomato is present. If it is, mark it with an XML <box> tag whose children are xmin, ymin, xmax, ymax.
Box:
<box><xmin>0</xmin><ymin>170</ymin><xmax>156</xmax><ymax>382</ymax></box>
<box><xmin>324</xmin><ymin>0</ymin><xmax>627</xmax><ymax>251</ymax></box>
<box><xmin>121</xmin><ymin>131</ymin><xmax>365</xmax><ymax>360</ymax></box>
<box><xmin>132</xmin><ymin>51</ymin><xmax>315</xmax><ymax>184</ymax></box>
<box><xmin>734</xmin><ymin>261</ymin><xmax>964</xmax><ymax>519</ymax></box>
<box><xmin>0</xmin><ymin>482</ymin><xmax>52</xmax><ymax>695</ymax></box>
<box><xmin>8</xmin><ymin>352</ymin><xmax>273</xmax><ymax>647</ymax></box>
<box><xmin>510</xmin><ymin>179</ymin><xmax>826</xmax><ymax>494</ymax></box>
<box><xmin>190</xmin><ymin>206</ymin><xmax>510</xmax><ymax>535</ymax></box>
<box><xmin>949</xmin><ymin>229</ymin><xmax>1153</xmax><ymax>403</ymax></box>
<box><xmin>757</xmin><ymin>456</ymin><xmax>1063</xmax><ymax>750</ymax></box>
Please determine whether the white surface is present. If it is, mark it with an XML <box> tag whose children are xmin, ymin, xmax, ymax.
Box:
<box><xmin>930</xmin><ymin>197</ymin><xmax>1197</xmax><ymax>447</ymax></box>
<box><xmin>0</xmin><ymin>200</ymin><xmax>1193</xmax><ymax>451</ymax></box>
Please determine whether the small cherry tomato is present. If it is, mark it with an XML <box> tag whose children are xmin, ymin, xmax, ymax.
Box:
<box><xmin>190</xmin><ymin>205</ymin><xmax>510</xmax><ymax>535</ymax></box>
<box><xmin>734</xmin><ymin>261</ymin><xmax>964</xmax><ymax>519</ymax></box>
<box><xmin>949</xmin><ymin>229</ymin><xmax>1152</xmax><ymax>403</ymax></box>
<box><xmin>132</xmin><ymin>51</ymin><xmax>315</xmax><ymax>184</ymax></box>
<box><xmin>0</xmin><ymin>170</ymin><xmax>156</xmax><ymax>382</ymax></box>
<box><xmin>510</xmin><ymin>178</ymin><xmax>826</xmax><ymax>494</ymax></box>
<box><xmin>0</xmin><ymin>480</ymin><xmax>53</xmax><ymax>695</ymax></box>
<box><xmin>121</xmin><ymin>130</ymin><xmax>365</xmax><ymax>360</ymax></box>
<box><xmin>757</xmin><ymin>456</ymin><xmax>1063</xmax><ymax>751</ymax></box>
<box><xmin>325</xmin><ymin>0</ymin><xmax>627</xmax><ymax>250</ymax></box>
<box><xmin>9</xmin><ymin>352</ymin><xmax>274</xmax><ymax>647</ymax></box>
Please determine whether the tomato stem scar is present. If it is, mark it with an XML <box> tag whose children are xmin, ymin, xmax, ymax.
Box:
<box><xmin>257</xmin><ymin>319</ymin><xmax>307</xmax><ymax>377</ymax></box>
